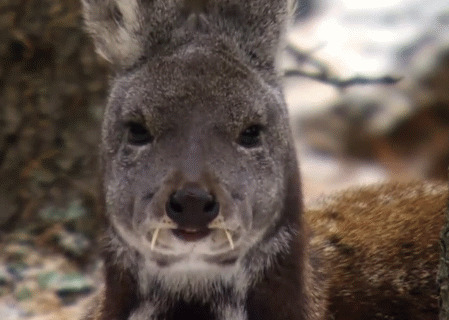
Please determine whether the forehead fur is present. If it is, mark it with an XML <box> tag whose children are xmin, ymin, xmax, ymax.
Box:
<box><xmin>140</xmin><ymin>44</ymin><xmax>264</xmax><ymax>95</ymax></box>
<box><xmin>109</xmin><ymin>43</ymin><xmax>284</xmax><ymax>126</ymax></box>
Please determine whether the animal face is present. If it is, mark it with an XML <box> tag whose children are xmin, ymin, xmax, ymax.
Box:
<box><xmin>101</xmin><ymin>44</ymin><xmax>293</xmax><ymax>273</ymax></box>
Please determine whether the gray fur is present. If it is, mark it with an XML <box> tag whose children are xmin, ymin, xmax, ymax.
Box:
<box><xmin>82</xmin><ymin>0</ymin><xmax>321</xmax><ymax>319</ymax></box>
<box><xmin>101</xmin><ymin>39</ymin><xmax>294</xmax><ymax>295</ymax></box>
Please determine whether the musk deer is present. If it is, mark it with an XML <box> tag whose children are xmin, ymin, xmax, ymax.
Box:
<box><xmin>81</xmin><ymin>0</ymin><xmax>447</xmax><ymax>319</ymax></box>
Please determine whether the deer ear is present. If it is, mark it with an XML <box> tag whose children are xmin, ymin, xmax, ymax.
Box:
<box><xmin>81</xmin><ymin>0</ymin><xmax>144</xmax><ymax>67</ymax></box>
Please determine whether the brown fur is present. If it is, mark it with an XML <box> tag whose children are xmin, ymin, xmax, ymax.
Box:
<box><xmin>307</xmin><ymin>181</ymin><xmax>447</xmax><ymax>319</ymax></box>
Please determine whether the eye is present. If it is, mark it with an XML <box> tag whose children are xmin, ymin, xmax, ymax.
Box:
<box><xmin>237</xmin><ymin>125</ymin><xmax>263</xmax><ymax>148</ymax></box>
<box><xmin>126</xmin><ymin>122</ymin><xmax>153</xmax><ymax>145</ymax></box>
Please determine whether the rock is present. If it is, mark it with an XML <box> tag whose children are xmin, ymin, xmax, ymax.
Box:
<box><xmin>57</xmin><ymin>230</ymin><xmax>91</xmax><ymax>257</ymax></box>
<box><xmin>7</xmin><ymin>263</ymin><xmax>28</xmax><ymax>282</ymax></box>
<box><xmin>39</xmin><ymin>272</ymin><xmax>94</xmax><ymax>305</ymax></box>
<box><xmin>39</xmin><ymin>199</ymin><xmax>87</xmax><ymax>223</ymax></box>
<box><xmin>14</xmin><ymin>284</ymin><xmax>33</xmax><ymax>301</ymax></box>
<box><xmin>0</xmin><ymin>303</ymin><xmax>30</xmax><ymax>320</ymax></box>
<box><xmin>0</xmin><ymin>266</ymin><xmax>13</xmax><ymax>286</ymax></box>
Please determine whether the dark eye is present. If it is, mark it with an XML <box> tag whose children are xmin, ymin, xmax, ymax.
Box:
<box><xmin>237</xmin><ymin>125</ymin><xmax>263</xmax><ymax>148</ymax></box>
<box><xmin>126</xmin><ymin>122</ymin><xmax>153</xmax><ymax>145</ymax></box>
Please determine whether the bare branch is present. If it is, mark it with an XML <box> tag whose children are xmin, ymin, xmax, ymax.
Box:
<box><xmin>284</xmin><ymin>69</ymin><xmax>401</xmax><ymax>90</ymax></box>
<box><xmin>285</xmin><ymin>43</ymin><xmax>330</xmax><ymax>75</ymax></box>
<box><xmin>284</xmin><ymin>44</ymin><xmax>401</xmax><ymax>90</ymax></box>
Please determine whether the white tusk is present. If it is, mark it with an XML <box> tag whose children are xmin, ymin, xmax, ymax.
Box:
<box><xmin>151</xmin><ymin>228</ymin><xmax>160</xmax><ymax>250</ymax></box>
<box><xmin>224</xmin><ymin>229</ymin><xmax>234</xmax><ymax>250</ymax></box>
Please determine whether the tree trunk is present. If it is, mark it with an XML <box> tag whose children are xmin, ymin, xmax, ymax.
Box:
<box><xmin>0</xmin><ymin>0</ymin><xmax>108</xmax><ymax>236</ymax></box>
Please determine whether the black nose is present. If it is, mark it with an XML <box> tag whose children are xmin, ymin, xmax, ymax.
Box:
<box><xmin>166</xmin><ymin>186</ymin><xmax>219</xmax><ymax>228</ymax></box>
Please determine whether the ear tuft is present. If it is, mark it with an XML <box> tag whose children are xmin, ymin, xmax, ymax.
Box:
<box><xmin>81</xmin><ymin>0</ymin><xmax>144</xmax><ymax>68</ymax></box>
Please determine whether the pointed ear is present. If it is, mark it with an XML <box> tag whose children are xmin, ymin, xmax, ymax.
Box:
<box><xmin>81</xmin><ymin>0</ymin><xmax>144</xmax><ymax>67</ymax></box>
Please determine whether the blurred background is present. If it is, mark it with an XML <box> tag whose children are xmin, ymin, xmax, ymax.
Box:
<box><xmin>284</xmin><ymin>0</ymin><xmax>449</xmax><ymax>200</ymax></box>
<box><xmin>0</xmin><ymin>0</ymin><xmax>448</xmax><ymax>319</ymax></box>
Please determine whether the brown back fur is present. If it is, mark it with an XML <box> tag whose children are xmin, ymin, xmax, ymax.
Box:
<box><xmin>307</xmin><ymin>181</ymin><xmax>447</xmax><ymax>319</ymax></box>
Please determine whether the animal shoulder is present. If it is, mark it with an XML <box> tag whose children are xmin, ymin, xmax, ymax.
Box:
<box><xmin>306</xmin><ymin>181</ymin><xmax>447</xmax><ymax>320</ymax></box>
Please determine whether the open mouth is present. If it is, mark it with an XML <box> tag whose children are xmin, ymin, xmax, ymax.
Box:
<box><xmin>172</xmin><ymin>228</ymin><xmax>211</xmax><ymax>241</ymax></box>
<box><xmin>149</xmin><ymin>227</ymin><xmax>235</xmax><ymax>250</ymax></box>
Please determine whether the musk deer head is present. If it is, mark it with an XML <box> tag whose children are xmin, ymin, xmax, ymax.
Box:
<box><xmin>82</xmin><ymin>0</ymin><xmax>303</xmax><ymax>295</ymax></box>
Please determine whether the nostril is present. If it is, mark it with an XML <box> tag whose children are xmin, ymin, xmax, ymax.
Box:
<box><xmin>165</xmin><ymin>188</ymin><xmax>220</xmax><ymax>226</ymax></box>
<box><xmin>166</xmin><ymin>193</ymin><xmax>184</xmax><ymax>224</ymax></box>
<box><xmin>168</xmin><ymin>193</ymin><xmax>183</xmax><ymax>213</ymax></box>
<box><xmin>204</xmin><ymin>198</ymin><xmax>219</xmax><ymax>217</ymax></box>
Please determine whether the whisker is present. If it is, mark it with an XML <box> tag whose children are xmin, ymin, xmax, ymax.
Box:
<box><xmin>151</xmin><ymin>228</ymin><xmax>160</xmax><ymax>250</ymax></box>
